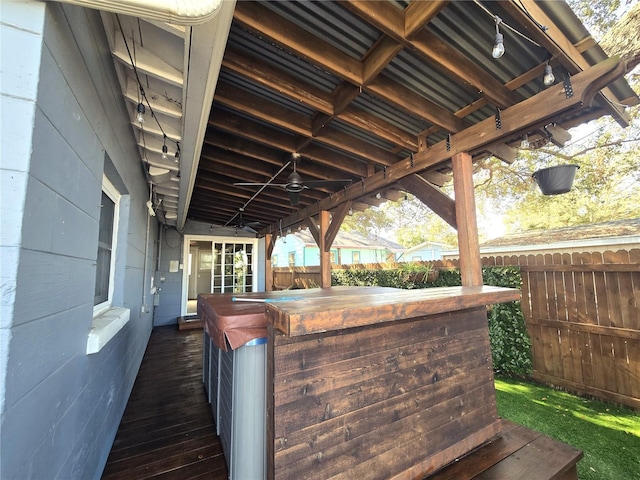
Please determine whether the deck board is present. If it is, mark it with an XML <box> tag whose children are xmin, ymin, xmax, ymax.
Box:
<box><xmin>101</xmin><ymin>326</ymin><xmax>228</xmax><ymax>480</ymax></box>
<box><xmin>102</xmin><ymin>326</ymin><xmax>580</xmax><ymax>480</ymax></box>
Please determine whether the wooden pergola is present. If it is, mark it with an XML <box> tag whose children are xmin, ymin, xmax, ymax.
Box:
<box><xmin>262</xmin><ymin>55</ymin><xmax>637</xmax><ymax>289</ymax></box>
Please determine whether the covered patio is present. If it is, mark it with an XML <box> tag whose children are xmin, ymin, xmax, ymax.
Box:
<box><xmin>1</xmin><ymin>1</ymin><xmax>637</xmax><ymax>479</ymax></box>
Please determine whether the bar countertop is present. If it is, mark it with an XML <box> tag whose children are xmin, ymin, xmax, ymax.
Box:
<box><xmin>198</xmin><ymin>286</ymin><xmax>400</xmax><ymax>349</ymax></box>
<box><xmin>265</xmin><ymin>285</ymin><xmax>521</xmax><ymax>336</ymax></box>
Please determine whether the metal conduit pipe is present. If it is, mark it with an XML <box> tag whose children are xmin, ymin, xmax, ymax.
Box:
<box><xmin>49</xmin><ymin>0</ymin><xmax>223</xmax><ymax>25</ymax></box>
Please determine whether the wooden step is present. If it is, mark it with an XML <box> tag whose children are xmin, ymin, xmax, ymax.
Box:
<box><xmin>427</xmin><ymin>419</ymin><xmax>582</xmax><ymax>479</ymax></box>
<box><xmin>178</xmin><ymin>315</ymin><xmax>202</xmax><ymax>331</ymax></box>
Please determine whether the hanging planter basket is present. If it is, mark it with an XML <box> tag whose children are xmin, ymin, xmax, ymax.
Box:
<box><xmin>532</xmin><ymin>164</ymin><xmax>580</xmax><ymax>195</ymax></box>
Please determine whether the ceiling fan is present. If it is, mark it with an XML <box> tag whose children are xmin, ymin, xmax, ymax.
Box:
<box><xmin>229</xmin><ymin>208</ymin><xmax>262</xmax><ymax>232</ymax></box>
<box><xmin>234</xmin><ymin>160</ymin><xmax>353</xmax><ymax>206</ymax></box>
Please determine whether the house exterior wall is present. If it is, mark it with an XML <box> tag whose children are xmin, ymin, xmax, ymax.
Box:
<box><xmin>300</xmin><ymin>246</ymin><xmax>391</xmax><ymax>266</ymax></box>
<box><xmin>271</xmin><ymin>235</ymin><xmax>305</xmax><ymax>267</ymax></box>
<box><xmin>403</xmin><ymin>246</ymin><xmax>442</xmax><ymax>261</ymax></box>
<box><xmin>1</xmin><ymin>3</ymin><xmax>155</xmax><ymax>479</ymax></box>
<box><xmin>271</xmin><ymin>236</ymin><xmax>395</xmax><ymax>267</ymax></box>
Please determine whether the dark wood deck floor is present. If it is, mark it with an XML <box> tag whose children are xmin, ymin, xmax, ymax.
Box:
<box><xmin>102</xmin><ymin>326</ymin><xmax>581</xmax><ymax>480</ymax></box>
<box><xmin>102</xmin><ymin>326</ymin><xmax>228</xmax><ymax>480</ymax></box>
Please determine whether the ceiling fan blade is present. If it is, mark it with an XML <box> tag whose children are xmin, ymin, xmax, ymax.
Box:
<box><xmin>233</xmin><ymin>182</ymin><xmax>288</xmax><ymax>187</ymax></box>
<box><xmin>288</xmin><ymin>191</ymin><xmax>300</xmax><ymax>206</ymax></box>
<box><xmin>303</xmin><ymin>179</ymin><xmax>353</xmax><ymax>188</ymax></box>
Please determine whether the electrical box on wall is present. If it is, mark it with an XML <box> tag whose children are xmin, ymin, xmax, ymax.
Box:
<box><xmin>169</xmin><ymin>260</ymin><xmax>179</xmax><ymax>272</ymax></box>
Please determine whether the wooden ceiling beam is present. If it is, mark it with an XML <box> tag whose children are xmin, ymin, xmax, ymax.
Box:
<box><xmin>410</xmin><ymin>29</ymin><xmax>521</xmax><ymax>109</ymax></box>
<box><xmin>233</xmin><ymin>0</ymin><xmax>466</xmax><ymax>136</ymax></box>
<box><xmin>216</xmin><ymin>83</ymin><xmax>402</xmax><ymax>167</ymax></box>
<box><xmin>325</xmin><ymin>201</ymin><xmax>352</xmax><ymax>251</ymax></box>
<box><xmin>363</xmin><ymin>36</ymin><xmax>404</xmax><ymax>84</ymax></box>
<box><xmin>223</xmin><ymin>47</ymin><xmax>417</xmax><ymax>150</ymax></box>
<box><xmin>333</xmin><ymin>83</ymin><xmax>361</xmax><ymax>115</ymax></box>
<box><xmin>404</xmin><ymin>0</ymin><xmax>449</xmax><ymax>39</ymax></box>
<box><xmin>215</xmin><ymin>82</ymin><xmax>312</xmax><ymax>136</ymax></box>
<box><xmin>367</xmin><ymin>75</ymin><xmax>467</xmax><ymax>133</ymax></box>
<box><xmin>188</xmin><ymin>202</ymin><xmax>265</xmax><ymax>223</ymax></box>
<box><xmin>196</xmin><ymin>164</ymin><xmax>327</xmax><ymax>204</ymax></box>
<box><xmin>191</xmin><ymin>191</ymin><xmax>293</xmax><ymax>218</ymax></box>
<box><xmin>233</xmin><ymin>2</ymin><xmax>363</xmax><ymax>85</ymax></box>
<box><xmin>345</xmin><ymin>0</ymin><xmax>521</xmax><ymax>109</ymax></box>
<box><xmin>222</xmin><ymin>47</ymin><xmax>334</xmax><ymax>114</ymax></box>
<box><xmin>200</xmin><ymin>145</ymin><xmax>282</xmax><ymax>176</ymax></box>
<box><xmin>260</xmin><ymin>57</ymin><xmax>626</xmax><ymax>234</ymax></box>
<box><xmin>399</xmin><ymin>174</ymin><xmax>456</xmax><ymax>228</ymax></box>
<box><xmin>500</xmin><ymin>0</ymin><xmax>630</xmax><ymax>126</ymax></box>
<box><xmin>208</xmin><ymin>108</ymin><xmax>298</xmax><ymax>153</ymax></box>
<box><xmin>193</xmin><ymin>183</ymin><xmax>298</xmax><ymax>214</ymax></box>
<box><xmin>202</xmin><ymin>137</ymin><xmax>355</xmax><ymax>183</ymax></box>
<box><xmin>339</xmin><ymin>107</ymin><xmax>418</xmax><ymax>150</ymax></box>
<box><xmin>208</xmin><ymin>113</ymin><xmax>370</xmax><ymax>178</ymax></box>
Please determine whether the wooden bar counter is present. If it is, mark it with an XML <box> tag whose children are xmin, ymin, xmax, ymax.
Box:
<box><xmin>260</xmin><ymin>285</ymin><xmax>521</xmax><ymax>479</ymax></box>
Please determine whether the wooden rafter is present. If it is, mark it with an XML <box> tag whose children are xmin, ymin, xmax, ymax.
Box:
<box><xmin>260</xmin><ymin>56</ymin><xmax>629</xmax><ymax>234</ymax></box>
<box><xmin>344</xmin><ymin>0</ymin><xmax>521</xmax><ymax>109</ymax></box>
<box><xmin>500</xmin><ymin>0</ymin><xmax>630</xmax><ymax>126</ymax></box>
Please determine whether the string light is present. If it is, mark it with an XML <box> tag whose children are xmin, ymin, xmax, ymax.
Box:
<box><xmin>473</xmin><ymin>1</ymin><xmax>556</xmax><ymax>86</ymax></box>
<box><xmin>492</xmin><ymin>16</ymin><xmax>505</xmax><ymax>58</ymax></box>
<box><xmin>543</xmin><ymin>62</ymin><xmax>555</xmax><ymax>86</ymax></box>
<box><xmin>162</xmin><ymin>135</ymin><xmax>168</xmax><ymax>160</ymax></box>
<box><xmin>115</xmin><ymin>15</ymin><xmax>180</xmax><ymax>164</ymax></box>
<box><xmin>136</xmin><ymin>102</ymin><xmax>145</xmax><ymax>123</ymax></box>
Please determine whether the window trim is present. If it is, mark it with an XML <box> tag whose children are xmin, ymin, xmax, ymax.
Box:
<box><xmin>87</xmin><ymin>173</ymin><xmax>130</xmax><ymax>355</ymax></box>
<box><xmin>93</xmin><ymin>175</ymin><xmax>120</xmax><ymax>316</ymax></box>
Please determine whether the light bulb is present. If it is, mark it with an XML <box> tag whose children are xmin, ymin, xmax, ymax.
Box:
<box><xmin>520</xmin><ymin>134</ymin><xmax>529</xmax><ymax>149</ymax></box>
<box><xmin>376</xmin><ymin>192</ymin><xmax>382</xmax><ymax>199</ymax></box>
<box><xmin>543</xmin><ymin>64</ymin><xmax>555</xmax><ymax>86</ymax></box>
<box><xmin>174</xmin><ymin>149</ymin><xmax>180</xmax><ymax>163</ymax></box>
<box><xmin>136</xmin><ymin>103</ymin><xmax>145</xmax><ymax>123</ymax></box>
<box><xmin>161</xmin><ymin>144</ymin><xmax>168</xmax><ymax>160</ymax></box>
<box><xmin>492</xmin><ymin>32</ymin><xmax>505</xmax><ymax>58</ymax></box>
<box><xmin>349</xmin><ymin>208</ymin><xmax>353</xmax><ymax>215</ymax></box>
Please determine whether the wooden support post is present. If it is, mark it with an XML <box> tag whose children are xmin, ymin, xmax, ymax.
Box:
<box><xmin>265</xmin><ymin>233</ymin><xmax>274</xmax><ymax>291</ymax></box>
<box><xmin>452</xmin><ymin>152</ymin><xmax>483</xmax><ymax>286</ymax></box>
<box><xmin>319</xmin><ymin>210</ymin><xmax>331</xmax><ymax>288</ymax></box>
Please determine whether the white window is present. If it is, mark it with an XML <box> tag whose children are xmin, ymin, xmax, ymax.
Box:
<box><xmin>88</xmin><ymin>173</ymin><xmax>130</xmax><ymax>354</ymax></box>
<box><xmin>94</xmin><ymin>175</ymin><xmax>119</xmax><ymax>313</ymax></box>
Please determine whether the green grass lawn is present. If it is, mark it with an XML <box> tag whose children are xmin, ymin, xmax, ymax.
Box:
<box><xmin>494</xmin><ymin>376</ymin><xmax>640</xmax><ymax>480</ymax></box>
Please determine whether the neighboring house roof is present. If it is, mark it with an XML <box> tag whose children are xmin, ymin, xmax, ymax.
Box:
<box><xmin>289</xmin><ymin>229</ymin><xmax>404</xmax><ymax>251</ymax></box>
<box><xmin>442</xmin><ymin>219</ymin><xmax>640</xmax><ymax>258</ymax></box>
<box><xmin>480</xmin><ymin>219</ymin><xmax>640</xmax><ymax>248</ymax></box>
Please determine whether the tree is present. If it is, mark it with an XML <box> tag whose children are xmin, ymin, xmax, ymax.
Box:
<box><xmin>341</xmin><ymin>195</ymin><xmax>459</xmax><ymax>248</ymax></box>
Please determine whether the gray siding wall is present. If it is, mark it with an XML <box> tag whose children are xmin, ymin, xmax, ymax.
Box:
<box><xmin>1</xmin><ymin>3</ymin><xmax>155</xmax><ymax>479</ymax></box>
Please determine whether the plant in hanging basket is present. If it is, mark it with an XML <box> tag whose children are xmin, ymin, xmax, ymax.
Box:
<box><xmin>532</xmin><ymin>164</ymin><xmax>580</xmax><ymax>195</ymax></box>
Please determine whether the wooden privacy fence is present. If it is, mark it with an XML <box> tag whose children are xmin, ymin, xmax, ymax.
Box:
<box><xmin>518</xmin><ymin>250</ymin><xmax>639</xmax><ymax>409</ymax></box>
<box><xmin>274</xmin><ymin>250</ymin><xmax>640</xmax><ymax>408</ymax></box>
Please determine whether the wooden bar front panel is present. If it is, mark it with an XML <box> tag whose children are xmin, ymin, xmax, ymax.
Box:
<box><xmin>266</xmin><ymin>307</ymin><xmax>502</xmax><ymax>479</ymax></box>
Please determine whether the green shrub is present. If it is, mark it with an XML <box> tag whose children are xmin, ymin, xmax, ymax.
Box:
<box><xmin>332</xmin><ymin>264</ymin><xmax>532</xmax><ymax>376</ymax></box>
